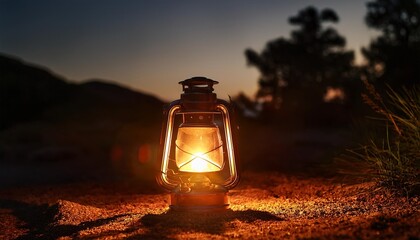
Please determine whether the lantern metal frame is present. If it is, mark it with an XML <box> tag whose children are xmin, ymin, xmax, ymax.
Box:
<box><xmin>157</xmin><ymin>77</ymin><xmax>240</xmax><ymax>211</ymax></box>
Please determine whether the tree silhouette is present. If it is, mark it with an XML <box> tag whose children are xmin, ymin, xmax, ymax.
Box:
<box><xmin>362</xmin><ymin>0</ymin><xmax>420</xmax><ymax>88</ymax></box>
<box><xmin>245</xmin><ymin>6</ymin><xmax>354</xmax><ymax>113</ymax></box>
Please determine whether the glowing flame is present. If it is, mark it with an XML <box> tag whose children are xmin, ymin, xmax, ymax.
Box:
<box><xmin>190</xmin><ymin>153</ymin><xmax>208</xmax><ymax>172</ymax></box>
<box><xmin>175</xmin><ymin>126</ymin><xmax>223</xmax><ymax>173</ymax></box>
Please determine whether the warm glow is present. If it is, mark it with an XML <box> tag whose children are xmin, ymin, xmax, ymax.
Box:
<box><xmin>175</xmin><ymin>126</ymin><xmax>223</xmax><ymax>172</ymax></box>
<box><xmin>324</xmin><ymin>87</ymin><xmax>345</xmax><ymax>102</ymax></box>
<box><xmin>190</xmin><ymin>153</ymin><xmax>209</xmax><ymax>172</ymax></box>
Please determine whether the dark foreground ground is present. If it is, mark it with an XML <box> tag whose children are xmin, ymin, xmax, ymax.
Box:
<box><xmin>0</xmin><ymin>171</ymin><xmax>419</xmax><ymax>240</ymax></box>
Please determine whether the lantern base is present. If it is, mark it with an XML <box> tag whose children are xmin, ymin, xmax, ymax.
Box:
<box><xmin>170</xmin><ymin>191</ymin><xmax>229</xmax><ymax>212</ymax></box>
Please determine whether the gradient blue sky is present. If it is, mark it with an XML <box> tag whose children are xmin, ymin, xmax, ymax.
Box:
<box><xmin>0</xmin><ymin>0</ymin><xmax>378</xmax><ymax>101</ymax></box>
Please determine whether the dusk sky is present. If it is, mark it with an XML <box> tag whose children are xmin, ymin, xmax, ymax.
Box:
<box><xmin>0</xmin><ymin>0</ymin><xmax>378</xmax><ymax>101</ymax></box>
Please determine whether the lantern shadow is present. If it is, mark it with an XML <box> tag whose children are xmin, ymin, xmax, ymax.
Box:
<box><xmin>131</xmin><ymin>209</ymin><xmax>283</xmax><ymax>238</ymax></box>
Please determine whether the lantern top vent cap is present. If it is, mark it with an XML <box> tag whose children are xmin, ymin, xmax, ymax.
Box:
<box><xmin>179</xmin><ymin>77</ymin><xmax>219</xmax><ymax>93</ymax></box>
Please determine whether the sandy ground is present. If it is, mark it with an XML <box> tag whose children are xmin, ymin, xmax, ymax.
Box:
<box><xmin>0</xmin><ymin>171</ymin><xmax>419</xmax><ymax>240</ymax></box>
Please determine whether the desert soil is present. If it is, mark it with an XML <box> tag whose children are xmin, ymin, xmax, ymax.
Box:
<box><xmin>0</xmin><ymin>171</ymin><xmax>419</xmax><ymax>240</ymax></box>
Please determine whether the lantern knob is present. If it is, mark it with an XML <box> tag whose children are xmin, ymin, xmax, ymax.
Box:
<box><xmin>179</xmin><ymin>77</ymin><xmax>219</xmax><ymax>93</ymax></box>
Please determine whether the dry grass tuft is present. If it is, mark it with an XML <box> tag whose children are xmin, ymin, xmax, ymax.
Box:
<box><xmin>341</xmin><ymin>82</ymin><xmax>420</xmax><ymax>196</ymax></box>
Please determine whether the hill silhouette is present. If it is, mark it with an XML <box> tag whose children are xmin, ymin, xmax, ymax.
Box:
<box><xmin>0</xmin><ymin>54</ymin><xmax>71</xmax><ymax>129</ymax></box>
<box><xmin>0</xmin><ymin>54</ymin><xmax>163</xmax><ymax>129</ymax></box>
<box><xmin>0</xmin><ymin>54</ymin><xmax>164</xmax><ymax>186</ymax></box>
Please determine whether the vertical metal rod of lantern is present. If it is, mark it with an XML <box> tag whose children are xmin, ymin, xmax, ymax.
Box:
<box><xmin>157</xmin><ymin>77</ymin><xmax>240</xmax><ymax>211</ymax></box>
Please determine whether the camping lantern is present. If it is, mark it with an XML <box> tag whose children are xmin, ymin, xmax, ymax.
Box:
<box><xmin>157</xmin><ymin>77</ymin><xmax>240</xmax><ymax>211</ymax></box>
